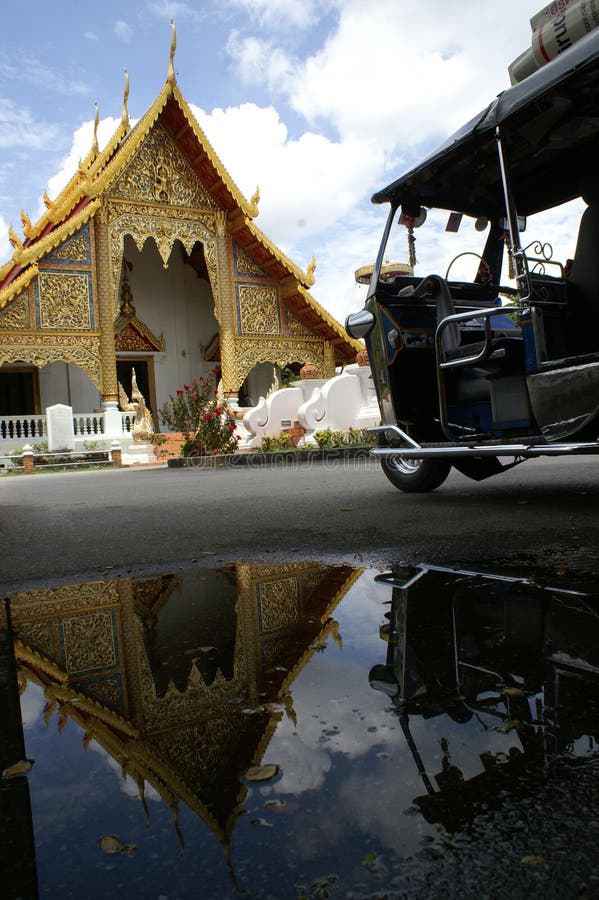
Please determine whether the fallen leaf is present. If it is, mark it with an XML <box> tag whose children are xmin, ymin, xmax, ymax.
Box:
<box><xmin>495</xmin><ymin>719</ymin><xmax>520</xmax><ymax>734</ymax></box>
<box><xmin>245</xmin><ymin>764</ymin><xmax>279</xmax><ymax>782</ymax></box>
<box><xmin>99</xmin><ymin>835</ymin><xmax>136</xmax><ymax>855</ymax></box>
<box><xmin>250</xmin><ymin>818</ymin><xmax>273</xmax><ymax>828</ymax></box>
<box><xmin>2</xmin><ymin>759</ymin><xmax>34</xmax><ymax>778</ymax></box>
<box><xmin>520</xmin><ymin>855</ymin><xmax>546</xmax><ymax>866</ymax></box>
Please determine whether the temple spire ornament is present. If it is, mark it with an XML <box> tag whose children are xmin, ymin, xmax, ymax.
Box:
<box><xmin>167</xmin><ymin>19</ymin><xmax>177</xmax><ymax>88</ymax></box>
<box><xmin>92</xmin><ymin>102</ymin><xmax>100</xmax><ymax>155</ymax></box>
<box><xmin>249</xmin><ymin>186</ymin><xmax>260</xmax><ymax>217</ymax></box>
<box><xmin>121</xmin><ymin>69</ymin><xmax>130</xmax><ymax>132</ymax></box>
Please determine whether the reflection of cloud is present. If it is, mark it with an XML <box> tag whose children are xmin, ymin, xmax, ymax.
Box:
<box><xmin>87</xmin><ymin>740</ymin><xmax>161</xmax><ymax>803</ymax></box>
<box><xmin>262</xmin><ymin>732</ymin><xmax>331</xmax><ymax>794</ymax></box>
<box><xmin>21</xmin><ymin>682</ymin><xmax>45</xmax><ymax>729</ymax></box>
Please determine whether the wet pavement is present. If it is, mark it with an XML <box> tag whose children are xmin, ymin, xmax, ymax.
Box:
<box><xmin>2</xmin><ymin>558</ymin><xmax>599</xmax><ymax>899</ymax></box>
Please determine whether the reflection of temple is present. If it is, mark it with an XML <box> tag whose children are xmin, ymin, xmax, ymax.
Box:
<box><xmin>0</xmin><ymin>602</ymin><xmax>38</xmax><ymax>900</ymax></box>
<box><xmin>370</xmin><ymin>565</ymin><xmax>599</xmax><ymax>833</ymax></box>
<box><xmin>3</xmin><ymin>562</ymin><xmax>361</xmax><ymax>859</ymax></box>
<box><xmin>0</xmin><ymin>25</ymin><xmax>360</xmax><ymax>431</ymax></box>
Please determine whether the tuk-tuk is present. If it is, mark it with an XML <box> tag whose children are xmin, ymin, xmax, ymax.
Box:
<box><xmin>369</xmin><ymin>564</ymin><xmax>599</xmax><ymax>829</ymax></box>
<box><xmin>346</xmin><ymin>28</ymin><xmax>599</xmax><ymax>492</ymax></box>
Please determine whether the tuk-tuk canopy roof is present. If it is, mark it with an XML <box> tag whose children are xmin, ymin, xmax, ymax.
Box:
<box><xmin>373</xmin><ymin>29</ymin><xmax>599</xmax><ymax>218</ymax></box>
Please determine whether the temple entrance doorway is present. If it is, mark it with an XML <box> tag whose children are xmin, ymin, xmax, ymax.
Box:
<box><xmin>0</xmin><ymin>366</ymin><xmax>39</xmax><ymax>415</ymax></box>
<box><xmin>117</xmin><ymin>357</ymin><xmax>157</xmax><ymax>426</ymax></box>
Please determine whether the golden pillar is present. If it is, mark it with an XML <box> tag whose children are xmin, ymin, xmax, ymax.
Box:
<box><xmin>323</xmin><ymin>340</ymin><xmax>336</xmax><ymax>378</ymax></box>
<box><xmin>214</xmin><ymin>211</ymin><xmax>238</xmax><ymax>397</ymax></box>
<box><xmin>93</xmin><ymin>204</ymin><xmax>119</xmax><ymax>405</ymax></box>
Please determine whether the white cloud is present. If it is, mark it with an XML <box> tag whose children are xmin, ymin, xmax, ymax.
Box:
<box><xmin>0</xmin><ymin>99</ymin><xmax>60</xmax><ymax>150</ymax></box>
<box><xmin>84</xmin><ymin>31</ymin><xmax>99</xmax><ymax>41</ymax></box>
<box><xmin>0</xmin><ymin>54</ymin><xmax>88</xmax><ymax>97</ymax></box>
<box><xmin>0</xmin><ymin>214</ymin><xmax>9</xmax><ymax>261</ymax></box>
<box><xmin>147</xmin><ymin>0</ymin><xmax>202</xmax><ymax>20</ymax></box>
<box><xmin>191</xmin><ymin>102</ymin><xmax>384</xmax><ymax>247</ymax></box>
<box><xmin>114</xmin><ymin>20</ymin><xmax>134</xmax><ymax>43</ymax></box>
<box><xmin>227</xmin><ymin>0</ymin><xmax>323</xmax><ymax>30</ymax></box>
<box><xmin>44</xmin><ymin>115</ymin><xmax>128</xmax><ymax>213</ymax></box>
<box><xmin>227</xmin><ymin>0</ymin><xmax>542</xmax><ymax>149</ymax></box>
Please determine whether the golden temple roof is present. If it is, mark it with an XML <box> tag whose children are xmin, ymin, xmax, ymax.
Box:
<box><xmin>0</xmin><ymin>29</ymin><xmax>361</xmax><ymax>360</ymax></box>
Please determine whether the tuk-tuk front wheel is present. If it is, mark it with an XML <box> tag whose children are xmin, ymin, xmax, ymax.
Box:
<box><xmin>380</xmin><ymin>455</ymin><xmax>451</xmax><ymax>493</ymax></box>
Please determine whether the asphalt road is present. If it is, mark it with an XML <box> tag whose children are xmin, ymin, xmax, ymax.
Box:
<box><xmin>2</xmin><ymin>454</ymin><xmax>598</xmax><ymax>590</ymax></box>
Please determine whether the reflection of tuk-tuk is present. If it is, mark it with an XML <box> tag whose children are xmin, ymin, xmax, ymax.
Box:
<box><xmin>347</xmin><ymin>30</ymin><xmax>599</xmax><ymax>491</ymax></box>
<box><xmin>369</xmin><ymin>565</ymin><xmax>599</xmax><ymax>830</ymax></box>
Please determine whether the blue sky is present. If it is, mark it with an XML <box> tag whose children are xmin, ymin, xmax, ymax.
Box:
<box><xmin>0</xmin><ymin>0</ymin><xmax>578</xmax><ymax>323</ymax></box>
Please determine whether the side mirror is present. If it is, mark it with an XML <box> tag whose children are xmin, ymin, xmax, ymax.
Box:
<box><xmin>346</xmin><ymin>309</ymin><xmax>375</xmax><ymax>340</ymax></box>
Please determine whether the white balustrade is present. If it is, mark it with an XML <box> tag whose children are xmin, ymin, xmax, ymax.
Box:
<box><xmin>72</xmin><ymin>412</ymin><xmax>104</xmax><ymax>439</ymax></box>
<box><xmin>0</xmin><ymin>415</ymin><xmax>47</xmax><ymax>442</ymax></box>
<box><xmin>0</xmin><ymin>410</ymin><xmax>134</xmax><ymax>445</ymax></box>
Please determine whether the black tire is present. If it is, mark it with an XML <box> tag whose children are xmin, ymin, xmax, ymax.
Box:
<box><xmin>380</xmin><ymin>455</ymin><xmax>451</xmax><ymax>493</ymax></box>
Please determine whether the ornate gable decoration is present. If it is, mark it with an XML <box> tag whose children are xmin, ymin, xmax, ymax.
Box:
<box><xmin>110</xmin><ymin>124</ymin><xmax>218</xmax><ymax>209</ymax></box>
<box><xmin>0</xmin><ymin>290</ymin><xmax>30</xmax><ymax>330</ymax></box>
<box><xmin>234</xmin><ymin>243</ymin><xmax>268</xmax><ymax>279</ymax></box>
<box><xmin>114</xmin><ymin>268</ymin><xmax>166</xmax><ymax>353</ymax></box>
<box><xmin>45</xmin><ymin>227</ymin><xmax>90</xmax><ymax>265</ymax></box>
<box><xmin>286</xmin><ymin>309</ymin><xmax>313</xmax><ymax>337</ymax></box>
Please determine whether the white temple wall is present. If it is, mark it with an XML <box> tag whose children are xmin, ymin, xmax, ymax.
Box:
<box><xmin>39</xmin><ymin>362</ymin><xmax>101</xmax><ymax>413</ymax></box>
<box><xmin>125</xmin><ymin>236</ymin><xmax>219</xmax><ymax>410</ymax></box>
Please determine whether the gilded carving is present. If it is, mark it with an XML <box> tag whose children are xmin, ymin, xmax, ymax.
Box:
<box><xmin>0</xmin><ymin>291</ymin><xmax>30</xmax><ymax>329</ymax></box>
<box><xmin>38</xmin><ymin>272</ymin><xmax>91</xmax><ymax>330</ymax></box>
<box><xmin>110</xmin><ymin>125</ymin><xmax>218</xmax><ymax>210</ymax></box>
<box><xmin>0</xmin><ymin>333</ymin><xmax>101</xmax><ymax>390</ymax></box>
<box><xmin>286</xmin><ymin>310</ymin><xmax>313</xmax><ymax>337</ymax></box>
<box><xmin>107</xmin><ymin>202</ymin><xmax>217</xmax><ymax>313</ymax></box>
<box><xmin>258</xmin><ymin>578</ymin><xmax>301</xmax><ymax>632</ymax></box>
<box><xmin>233</xmin><ymin>337</ymin><xmax>325</xmax><ymax>387</ymax></box>
<box><xmin>48</xmin><ymin>230</ymin><xmax>89</xmax><ymax>263</ymax></box>
<box><xmin>236</xmin><ymin>283</ymin><xmax>281</xmax><ymax>335</ymax></box>
<box><xmin>234</xmin><ymin>243</ymin><xmax>267</xmax><ymax>278</ymax></box>
<box><xmin>62</xmin><ymin>609</ymin><xmax>117</xmax><ymax>673</ymax></box>
<box><xmin>83</xmin><ymin>676</ymin><xmax>122</xmax><ymax>710</ymax></box>
<box><xmin>16</xmin><ymin>621</ymin><xmax>55</xmax><ymax>659</ymax></box>
<box><xmin>9</xmin><ymin>580</ymin><xmax>118</xmax><ymax>621</ymax></box>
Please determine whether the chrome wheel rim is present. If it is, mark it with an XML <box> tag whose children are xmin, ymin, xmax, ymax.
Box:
<box><xmin>388</xmin><ymin>456</ymin><xmax>422</xmax><ymax>475</ymax></box>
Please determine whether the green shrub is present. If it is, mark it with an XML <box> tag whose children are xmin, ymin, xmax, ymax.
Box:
<box><xmin>260</xmin><ymin>432</ymin><xmax>294</xmax><ymax>452</ymax></box>
<box><xmin>159</xmin><ymin>370</ymin><xmax>239</xmax><ymax>457</ymax></box>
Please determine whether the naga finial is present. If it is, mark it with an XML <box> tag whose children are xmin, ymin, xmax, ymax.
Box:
<box><xmin>249</xmin><ymin>186</ymin><xmax>260</xmax><ymax>216</ymax></box>
<box><xmin>167</xmin><ymin>19</ymin><xmax>177</xmax><ymax>88</ymax></box>
<box><xmin>20</xmin><ymin>210</ymin><xmax>32</xmax><ymax>237</ymax></box>
<box><xmin>8</xmin><ymin>224</ymin><xmax>23</xmax><ymax>251</ymax></box>
<box><xmin>121</xmin><ymin>69</ymin><xmax>130</xmax><ymax>131</ymax></box>
<box><xmin>92</xmin><ymin>102</ymin><xmax>100</xmax><ymax>154</ymax></box>
<box><xmin>306</xmin><ymin>255</ymin><xmax>317</xmax><ymax>283</ymax></box>
<box><xmin>43</xmin><ymin>190</ymin><xmax>54</xmax><ymax>210</ymax></box>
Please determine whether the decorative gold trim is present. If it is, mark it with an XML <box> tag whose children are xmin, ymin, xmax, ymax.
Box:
<box><xmin>0</xmin><ymin>265</ymin><xmax>39</xmax><ymax>310</ymax></box>
<box><xmin>296</xmin><ymin>285</ymin><xmax>362</xmax><ymax>352</ymax></box>
<box><xmin>8</xmin><ymin>201</ymin><xmax>100</xmax><ymax>272</ymax></box>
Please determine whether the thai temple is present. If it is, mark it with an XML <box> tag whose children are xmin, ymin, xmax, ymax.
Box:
<box><xmin>0</xmin><ymin>24</ymin><xmax>360</xmax><ymax>445</ymax></box>
<box><xmin>1</xmin><ymin>561</ymin><xmax>360</xmax><ymax>885</ymax></box>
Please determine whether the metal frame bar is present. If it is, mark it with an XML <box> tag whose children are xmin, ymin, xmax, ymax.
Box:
<box><xmin>367</xmin><ymin>424</ymin><xmax>599</xmax><ymax>459</ymax></box>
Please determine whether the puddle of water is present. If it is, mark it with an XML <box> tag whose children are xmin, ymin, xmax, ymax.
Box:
<box><xmin>1</xmin><ymin>562</ymin><xmax>599</xmax><ymax>898</ymax></box>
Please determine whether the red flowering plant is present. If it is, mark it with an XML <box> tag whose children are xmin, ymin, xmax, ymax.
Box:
<box><xmin>159</xmin><ymin>370</ymin><xmax>239</xmax><ymax>456</ymax></box>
